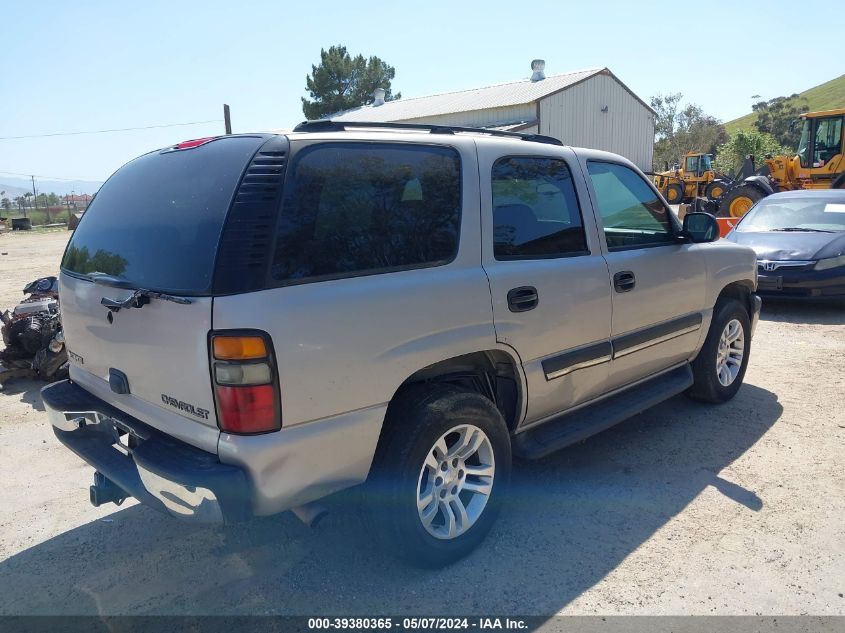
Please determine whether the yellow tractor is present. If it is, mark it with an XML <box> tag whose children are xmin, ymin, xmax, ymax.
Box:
<box><xmin>718</xmin><ymin>108</ymin><xmax>845</xmax><ymax>217</ymax></box>
<box><xmin>653</xmin><ymin>152</ymin><xmax>730</xmax><ymax>205</ymax></box>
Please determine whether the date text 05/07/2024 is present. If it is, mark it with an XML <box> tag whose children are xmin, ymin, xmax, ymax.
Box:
<box><xmin>307</xmin><ymin>618</ymin><xmax>529</xmax><ymax>630</ymax></box>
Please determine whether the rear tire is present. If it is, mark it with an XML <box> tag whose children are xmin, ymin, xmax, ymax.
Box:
<box><xmin>686</xmin><ymin>298</ymin><xmax>751</xmax><ymax>403</ymax></box>
<box><xmin>366</xmin><ymin>384</ymin><xmax>511</xmax><ymax>568</ymax></box>
<box><xmin>718</xmin><ymin>184</ymin><xmax>765</xmax><ymax>218</ymax></box>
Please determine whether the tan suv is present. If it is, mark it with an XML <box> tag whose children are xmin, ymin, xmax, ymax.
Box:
<box><xmin>44</xmin><ymin>121</ymin><xmax>760</xmax><ymax>566</ymax></box>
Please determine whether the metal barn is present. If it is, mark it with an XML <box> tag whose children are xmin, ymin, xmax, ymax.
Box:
<box><xmin>330</xmin><ymin>62</ymin><xmax>655</xmax><ymax>171</ymax></box>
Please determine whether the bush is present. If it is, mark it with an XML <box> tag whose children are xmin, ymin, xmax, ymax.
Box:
<box><xmin>2</xmin><ymin>207</ymin><xmax>69</xmax><ymax>226</ymax></box>
<box><xmin>714</xmin><ymin>130</ymin><xmax>789</xmax><ymax>176</ymax></box>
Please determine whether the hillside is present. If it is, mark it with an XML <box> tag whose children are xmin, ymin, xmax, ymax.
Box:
<box><xmin>725</xmin><ymin>74</ymin><xmax>845</xmax><ymax>135</ymax></box>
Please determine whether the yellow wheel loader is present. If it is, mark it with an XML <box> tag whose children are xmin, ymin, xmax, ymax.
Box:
<box><xmin>653</xmin><ymin>153</ymin><xmax>731</xmax><ymax>205</ymax></box>
<box><xmin>717</xmin><ymin>108</ymin><xmax>845</xmax><ymax>218</ymax></box>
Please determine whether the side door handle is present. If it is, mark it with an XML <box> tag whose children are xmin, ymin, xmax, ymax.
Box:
<box><xmin>613</xmin><ymin>271</ymin><xmax>636</xmax><ymax>293</ymax></box>
<box><xmin>507</xmin><ymin>286</ymin><xmax>539</xmax><ymax>312</ymax></box>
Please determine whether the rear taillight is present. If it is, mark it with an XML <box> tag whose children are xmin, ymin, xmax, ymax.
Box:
<box><xmin>210</xmin><ymin>331</ymin><xmax>281</xmax><ymax>434</ymax></box>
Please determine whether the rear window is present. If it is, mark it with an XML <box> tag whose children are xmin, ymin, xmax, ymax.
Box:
<box><xmin>61</xmin><ymin>136</ymin><xmax>265</xmax><ymax>294</ymax></box>
<box><xmin>271</xmin><ymin>143</ymin><xmax>461</xmax><ymax>284</ymax></box>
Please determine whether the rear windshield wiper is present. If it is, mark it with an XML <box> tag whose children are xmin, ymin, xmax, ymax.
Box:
<box><xmin>770</xmin><ymin>227</ymin><xmax>836</xmax><ymax>233</ymax></box>
<box><xmin>88</xmin><ymin>273</ymin><xmax>191</xmax><ymax>311</ymax></box>
<box><xmin>99</xmin><ymin>287</ymin><xmax>192</xmax><ymax>312</ymax></box>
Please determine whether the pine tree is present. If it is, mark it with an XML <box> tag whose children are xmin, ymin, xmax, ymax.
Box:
<box><xmin>302</xmin><ymin>45</ymin><xmax>400</xmax><ymax>120</ymax></box>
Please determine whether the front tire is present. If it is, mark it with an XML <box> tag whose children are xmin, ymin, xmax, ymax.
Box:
<box><xmin>366</xmin><ymin>385</ymin><xmax>511</xmax><ymax>567</ymax></box>
<box><xmin>719</xmin><ymin>184</ymin><xmax>764</xmax><ymax>218</ymax></box>
<box><xmin>687</xmin><ymin>298</ymin><xmax>751</xmax><ymax>403</ymax></box>
<box><xmin>664</xmin><ymin>183</ymin><xmax>684</xmax><ymax>204</ymax></box>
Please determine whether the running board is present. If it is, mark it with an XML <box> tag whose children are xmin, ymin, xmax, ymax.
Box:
<box><xmin>513</xmin><ymin>364</ymin><xmax>694</xmax><ymax>460</ymax></box>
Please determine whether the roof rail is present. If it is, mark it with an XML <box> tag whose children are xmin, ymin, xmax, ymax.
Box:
<box><xmin>292</xmin><ymin>120</ymin><xmax>564</xmax><ymax>146</ymax></box>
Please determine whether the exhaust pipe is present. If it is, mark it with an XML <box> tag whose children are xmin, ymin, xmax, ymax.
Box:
<box><xmin>291</xmin><ymin>502</ymin><xmax>328</xmax><ymax>528</ymax></box>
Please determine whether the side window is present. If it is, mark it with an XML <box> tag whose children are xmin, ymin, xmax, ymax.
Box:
<box><xmin>271</xmin><ymin>143</ymin><xmax>461</xmax><ymax>283</ymax></box>
<box><xmin>684</xmin><ymin>156</ymin><xmax>698</xmax><ymax>173</ymax></box>
<box><xmin>813</xmin><ymin>117</ymin><xmax>843</xmax><ymax>165</ymax></box>
<box><xmin>492</xmin><ymin>156</ymin><xmax>588</xmax><ymax>259</ymax></box>
<box><xmin>586</xmin><ymin>161</ymin><xmax>675</xmax><ymax>251</ymax></box>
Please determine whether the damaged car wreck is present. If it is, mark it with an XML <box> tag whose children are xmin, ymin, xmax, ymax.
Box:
<box><xmin>0</xmin><ymin>276</ymin><xmax>68</xmax><ymax>389</ymax></box>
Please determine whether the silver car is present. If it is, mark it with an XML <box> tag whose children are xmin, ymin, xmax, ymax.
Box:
<box><xmin>44</xmin><ymin>122</ymin><xmax>760</xmax><ymax>566</ymax></box>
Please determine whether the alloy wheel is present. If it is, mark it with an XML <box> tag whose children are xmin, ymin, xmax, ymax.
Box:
<box><xmin>416</xmin><ymin>424</ymin><xmax>495</xmax><ymax>540</ymax></box>
<box><xmin>716</xmin><ymin>318</ymin><xmax>745</xmax><ymax>386</ymax></box>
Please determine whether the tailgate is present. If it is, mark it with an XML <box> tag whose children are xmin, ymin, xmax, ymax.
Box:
<box><xmin>55</xmin><ymin>135</ymin><xmax>273</xmax><ymax>454</ymax></box>
<box><xmin>60</xmin><ymin>273</ymin><xmax>220</xmax><ymax>452</ymax></box>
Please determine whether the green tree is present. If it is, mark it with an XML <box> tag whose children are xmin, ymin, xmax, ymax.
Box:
<box><xmin>14</xmin><ymin>196</ymin><xmax>25</xmax><ymax>210</ymax></box>
<box><xmin>1</xmin><ymin>198</ymin><xmax>10</xmax><ymax>211</ymax></box>
<box><xmin>651</xmin><ymin>93</ymin><xmax>727</xmax><ymax>172</ymax></box>
<box><xmin>47</xmin><ymin>192</ymin><xmax>60</xmax><ymax>205</ymax></box>
<box><xmin>302</xmin><ymin>45</ymin><xmax>400</xmax><ymax>120</ymax></box>
<box><xmin>651</xmin><ymin>93</ymin><xmax>683</xmax><ymax>142</ymax></box>
<box><xmin>714</xmin><ymin>129</ymin><xmax>788</xmax><ymax>175</ymax></box>
<box><xmin>752</xmin><ymin>94</ymin><xmax>809</xmax><ymax>148</ymax></box>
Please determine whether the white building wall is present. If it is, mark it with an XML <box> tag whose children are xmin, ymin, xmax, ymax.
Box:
<box><xmin>538</xmin><ymin>73</ymin><xmax>654</xmax><ymax>171</ymax></box>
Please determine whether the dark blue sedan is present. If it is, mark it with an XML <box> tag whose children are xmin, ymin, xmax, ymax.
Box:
<box><xmin>725</xmin><ymin>190</ymin><xmax>845</xmax><ymax>300</ymax></box>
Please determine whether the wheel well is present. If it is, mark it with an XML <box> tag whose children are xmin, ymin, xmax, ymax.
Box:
<box><xmin>389</xmin><ymin>351</ymin><xmax>522</xmax><ymax>432</ymax></box>
<box><xmin>717</xmin><ymin>281</ymin><xmax>755</xmax><ymax>316</ymax></box>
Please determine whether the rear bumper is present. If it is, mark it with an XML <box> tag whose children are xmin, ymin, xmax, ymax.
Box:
<box><xmin>44</xmin><ymin>378</ymin><xmax>387</xmax><ymax>520</ymax></box>
<box><xmin>43</xmin><ymin>379</ymin><xmax>250</xmax><ymax>523</ymax></box>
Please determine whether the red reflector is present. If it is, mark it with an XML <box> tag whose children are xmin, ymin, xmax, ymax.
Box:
<box><xmin>216</xmin><ymin>384</ymin><xmax>279</xmax><ymax>434</ymax></box>
<box><xmin>176</xmin><ymin>136</ymin><xmax>217</xmax><ymax>150</ymax></box>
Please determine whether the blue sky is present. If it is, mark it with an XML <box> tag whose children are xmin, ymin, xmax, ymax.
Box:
<box><xmin>0</xmin><ymin>0</ymin><xmax>841</xmax><ymax>186</ymax></box>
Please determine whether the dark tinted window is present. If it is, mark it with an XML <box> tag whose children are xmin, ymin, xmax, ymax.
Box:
<box><xmin>271</xmin><ymin>143</ymin><xmax>461</xmax><ymax>283</ymax></box>
<box><xmin>61</xmin><ymin>136</ymin><xmax>265</xmax><ymax>294</ymax></box>
<box><xmin>814</xmin><ymin>116</ymin><xmax>843</xmax><ymax>166</ymax></box>
<box><xmin>586</xmin><ymin>161</ymin><xmax>675</xmax><ymax>250</ymax></box>
<box><xmin>492</xmin><ymin>157</ymin><xmax>587</xmax><ymax>259</ymax></box>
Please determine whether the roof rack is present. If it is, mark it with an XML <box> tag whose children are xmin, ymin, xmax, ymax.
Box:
<box><xmin>292</xmin><ymin>120</ymin><xmax>564</xmax><ymax>146</ymax></box>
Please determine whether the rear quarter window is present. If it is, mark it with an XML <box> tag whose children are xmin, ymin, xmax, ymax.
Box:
<box><xmin>271</xmin><ymin>143</ymin><xmax>462</xmax><ymax>284</ymax></box>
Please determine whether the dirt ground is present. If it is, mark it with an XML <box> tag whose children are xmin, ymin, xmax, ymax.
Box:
<box><xmin>0</xmin><ymin>229</ymin><xmax>843</xmax><ymax>616</ymax></box>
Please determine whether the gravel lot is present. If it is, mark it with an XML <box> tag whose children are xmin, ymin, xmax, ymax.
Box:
<box><xmin>0</xmin><ymin>229</ymin><xmax>842</xmax><ymax>616</ymax></box>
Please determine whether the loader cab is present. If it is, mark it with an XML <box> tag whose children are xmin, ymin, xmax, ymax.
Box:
<box><xmin>796</xmin><ymin>111</ymin><xmax>844</xmax><ymax>170</ymax></box>
<box><xmin>682</xmin><ymin>153</ymin><xmax>714</xmax><ymax>181</ymax></box>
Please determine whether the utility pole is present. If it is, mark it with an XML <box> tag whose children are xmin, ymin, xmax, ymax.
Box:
<box><xmin>30</xmin><ymin>175</ymin><xmax>37</xmax><ymax>217</ymax></box>
<box><xmin>224</xmin><ymin>104</ymin><xmax>232</xmax><ymax>135</ymax></box>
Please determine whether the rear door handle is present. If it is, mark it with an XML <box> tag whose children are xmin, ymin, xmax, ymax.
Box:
<box><xmin>507</xmin><ymin>286</ymin><xmax>539</xmax><ymax>312</ymax></box>
<box><xmin>613</xmin><ymin>271</ymin><xmax>636</xmax><ymax>293</ymax></box>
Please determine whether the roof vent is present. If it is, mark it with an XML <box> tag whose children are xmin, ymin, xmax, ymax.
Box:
<box><xmin>373</xmin><ymin>88</ymin><xmax>386</xmax><ymax>106</ymax></box>
<box><xmin>530</xmin><ymin>59</ymin><xmax>546</xmax><ymax>82</ymax></box>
